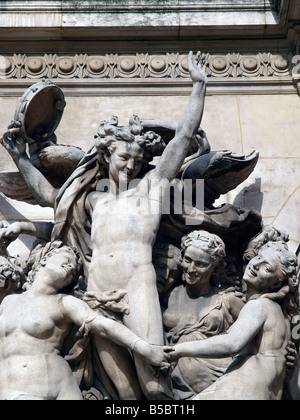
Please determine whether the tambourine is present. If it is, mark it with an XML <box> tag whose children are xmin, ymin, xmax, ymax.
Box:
<box><xmin>14</xmin><ymin>80</ymin><xmax>66</xmax><ymax>144</ymax></box>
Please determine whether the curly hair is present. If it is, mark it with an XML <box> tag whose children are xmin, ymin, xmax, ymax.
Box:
<box><xmin>243</xmin><ymin>225</ymin><xmax>289</xmax><ymax>264</ymax></box>
<box><xmin>25</xmin><ymin>241</ymin><xmax>83</xmax><ymax>292</ymax></box>
<box><xmin>94</xmin><ymin>115</ymin><xmax>166</xmax><ymax>169</ymax></box>
<box><xmin>259</xmin><ymin>241</ymin><xmax>299</xmax><ymax>320</ymax></box>
<box><xmin>181</xmin><ymin>230</ymin><xmax>226</xmax><ymax>264</ymax></box>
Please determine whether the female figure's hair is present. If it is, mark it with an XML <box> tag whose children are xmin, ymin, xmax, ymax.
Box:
<box><xmin>25</xmin><ymin>241</ymin><xmax>83</xmax><ymax>292</ymax></box>
<box><xmin>181</xmin><ymin>230</ymin><xmax>226</xmax><ymax>264</ymax></box>
<box><xmin>94</xmin><ymin>116</ymin><xmax>166</xmax><ymax>169</ymax></box>
<box><xmin>243</xmin><ymin>225</ymin><xmax>289</xmax><ymax>264</ymax></box>
<box><xmin>259</xmin><ymin>241</ymin><xmax>299</xmax><ymax>320</ymax></box>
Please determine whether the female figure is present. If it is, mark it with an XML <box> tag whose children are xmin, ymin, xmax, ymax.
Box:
<box><xmin>167</xmin><ymin>241</ymin><xmax>299</xmax><ymax>400</ymax></box>
<box><xmin>0</xmin><ymin>241</ymin><xmax>171</xmax><ymax>400</ymax></box>
<box><xmin>163</xmin><ymin>230</ymin><xmax>244</xmax><ymax>397</ymax></box>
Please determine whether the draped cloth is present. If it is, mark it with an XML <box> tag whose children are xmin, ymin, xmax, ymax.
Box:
<box><xmin>160</xmin><ymin>203</ymin><xmax>262</xmax><ymax>251</ymax></box>
<box><xmin>63</xmin><ymin>289</ymin><xmax>130</xmax><ymax>400</ymax></box>
<box><xmin>51</xmin><ymin>147</ymin><xmax>99</xmax><ymax>279</ymax></box>
<box><xmin>166</xmin><ymin>288</ymin><xmax>243</xmax><ymax>399</ymax></box>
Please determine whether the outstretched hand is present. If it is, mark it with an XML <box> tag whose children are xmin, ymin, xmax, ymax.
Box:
<box><xmin>0</xmin><ymin>222</ymin><xmax>21</xmax><ymax>243</ymax></box>
<box><xmin>188</xmin><ymin>51</ymin><xmax>208</xmax><ymax>85</ymax></box>
<box><xmin>0</xmin><ymin>222</ymin><xmax>21</xmax><ymax>254</ymax></box>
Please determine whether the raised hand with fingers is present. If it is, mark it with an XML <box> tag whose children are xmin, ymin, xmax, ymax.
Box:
<box><xmin>188</xmin><ymin>51</ymin><xmax>208</xmax><ymax>85</ymax></box>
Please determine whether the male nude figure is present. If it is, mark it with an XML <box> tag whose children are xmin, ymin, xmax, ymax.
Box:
<box><xmin>0</xmin><ymin>51</ymin><xmax>207</xmax><ymax>399</ymax></box>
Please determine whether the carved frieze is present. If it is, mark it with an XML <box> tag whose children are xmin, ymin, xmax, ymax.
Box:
<box><xmin>0</xmin><ymin>52</ymin><xmax>293</xmax><ymax>80</ymax></box>
<box><xmin>0</xmin><ymin>51</ymin><xmax>298</xmax><ymax>96</ymax></box>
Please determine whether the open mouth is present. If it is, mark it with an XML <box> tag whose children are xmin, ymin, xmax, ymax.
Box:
<box><xmin>248</xmin><ymin>267</ymin><xmax>257</xmax><ymax>277</ymax></box>
<box><xmin>186</xmin><ymin>273</ymin><xmax>198</xmax><ymax>282</ymax></box>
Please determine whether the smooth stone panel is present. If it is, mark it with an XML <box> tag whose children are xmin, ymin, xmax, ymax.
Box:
<box><xmin>237</xmin><ymin>95</ymin><xmax>300</xmax><ymax>158</ymax></box>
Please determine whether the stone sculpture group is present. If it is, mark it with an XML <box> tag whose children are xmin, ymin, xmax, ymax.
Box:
<box><xmin>0</xmin><ymin>52</ymin><xmax>299</xmax><ymax>400</ymax></box>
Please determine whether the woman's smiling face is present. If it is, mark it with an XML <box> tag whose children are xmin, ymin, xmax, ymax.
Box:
<box><xmin>181</xmin><ymin>245</ymin><xmax>215</xmax><ymax>286</ymax></box>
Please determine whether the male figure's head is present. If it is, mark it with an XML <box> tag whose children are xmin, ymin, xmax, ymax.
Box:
<box><xmin>94</xmin><ymin>116</ymin><xmax>165</xmax><ymax>186</ymax></box>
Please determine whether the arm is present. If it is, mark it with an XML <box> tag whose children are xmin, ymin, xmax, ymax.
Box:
<box><xmin>61</xmin><ymin>295</ymin><xmax>171</xmax><ymax>369</ymax></box>
<box><xmin>0</xmin><ymin>124</ymin><xmax>58</xmax><ymax>207</ymax></box>
<box><xmin>154</xmin><ymin>51</ymin><xmax>207</xmax><ymax>181</ymax></box>
<box><xmin>0</xmin><ymin>221</ymin><xmax>53</xmax><ymax>243</ymax></box>
<box><xmin>166</xmin><ymin>300</ymin><xmax>265</xmax><ymax>360</ymax></box>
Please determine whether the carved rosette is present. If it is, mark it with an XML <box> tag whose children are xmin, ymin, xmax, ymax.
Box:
<box><xmin>0</xmin><ymin>57</ymin><xmax>16</xmax><ymax>78</ymax></box>
<box><xmin>208</xmin><ymin>55</ymin><xmax>231</xmax><ymax>78</ymax></box>
<box><xmin>85</xmin><ymin>56</ymin><xmax>109</xmax><ymax>78</ymax></box>
<box><xmin>0</xmin><ymin>52</ymin><xmax>293</xmax><ymax>81</ymax></box>
<box><xmin>24</xmin><ymin>57</ymin><xmax>47</xmax><ymax>78</ymax></box>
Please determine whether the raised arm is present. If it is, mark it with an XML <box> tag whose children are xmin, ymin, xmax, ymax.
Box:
<box><xmin>154</xmin><ymin>51</ymin><xmax>208</xmax><ymax>181</ymax></box>
<box><xmin>0</xmin><ymin>123</ymin><xmax>58</xmax><ymax>207</ymax></box>
<box><xmin>166</xmin><ymin>300</ymin><xmax>265</xmax><ymax>360</ymax></box>
<box><xmin>61</xmin><ymin>294</ymin><xmax>171</xmax><ymax>371</ymax></box>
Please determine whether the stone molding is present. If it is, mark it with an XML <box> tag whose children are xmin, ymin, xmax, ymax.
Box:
<box><xmin>293</xmin><ymin>74</ymin><xmax>300</xmax><ymax>95</ymax></box>
<box><xmin>0</xmin><ymin>1</ymin><xmax>280</xmax><ymax>14</ymax></box>
<box><xmin>0</xmin><ymin>0</ymin><xmax>287</xmax><ymax>40</ymax></box>
<box><xmin>0</xmin><ymin>51</ymin><xmax>297</xmax><ymax>96</ymax></box>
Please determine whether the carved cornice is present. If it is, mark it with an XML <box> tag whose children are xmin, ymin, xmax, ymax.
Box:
<box><xmin>0</xmin><ymin>0</ymin><xmax>289</xmax><ymax>43</ymax></box>
<box><xmin>0</xmin><ymin>52</ymin><xmax>292</xmax><ymax>79</ymax></box>
<box><xmin>0</xmin><ymin>1</ymin><xmax>280</xmax><ymax>13</ymax></box>
<box><xmin>0</xmin><ymin>51</ymin><xmax>297</xmax><ymax>96</ymax></box>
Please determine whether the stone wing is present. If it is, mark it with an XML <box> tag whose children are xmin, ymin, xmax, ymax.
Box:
<box><xmin>0</xmin><ymin>170</ymin><xmax>38</xmax><ymax>205</ymax></box>
<box><xmin>182</xmin><ymin>150</ymin><xmax>259</xmax><ymax>209</ymax></box>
